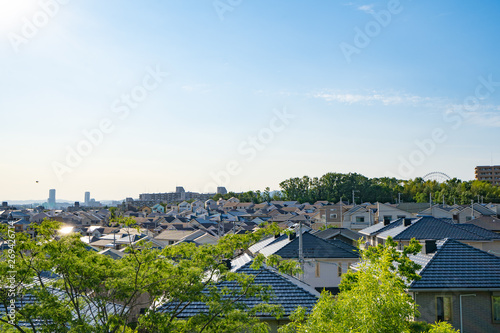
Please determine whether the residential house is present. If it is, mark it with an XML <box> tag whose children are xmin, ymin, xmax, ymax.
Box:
<box><xmin>204</xmin><ymin>199</ymin><xmax>217</xmax><ymax>210</ymax></box>
<box><xmin>151</xmin><ymin>204</ymin><xmax>165</xmax><ymax>213</ymax></box>
<box><xmin>249</xmin><ymin>231</ymin><xmax>359</xmax><ymax>293</ymax></box>
<box><xmin>313</xmin><ymin>228</ymin><xmax>363</xmax><ymax>247</ymax></box>
<box><xmin>469</xmin><ymin>216</ymin><xmax>500</xmax><ymax>234</ymax></box>
<box><xmin>408</xmin><ymin>239</ymin><xmax>500</xmax><ymax>333</ymax></box>
<box><xmin>376</xmin><ymin>202</ymin><xmax>413</xmax><ymax>224</ymax></box>
<box><xmin>156</xmin><ymin>253</ymin><xmax>319</xmax><ymax>332</ymax></box>
<box><xmin>341</xmin><ymin>205</ymin><xmax>375</xmax><ymax>230</ymax></box>
<box><xmin>366</xmin><ymin>216</ymin><xmax>500</xmax><ymax>255</ymax></box>
<box><xmin>178</xmin><ymin>201</ymin><xmax>190</xmax><ymax>212</ymax></box>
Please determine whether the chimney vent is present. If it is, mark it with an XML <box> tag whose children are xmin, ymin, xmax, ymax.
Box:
<box><xmin>421</xmin><ymin>240</ymin><xmax>437</xmax><ymax>254</ymax></box>
<box><xmin>404</xmin><ymin>218</ymin><xmax>412</xmax><ymax>227</ymax></box>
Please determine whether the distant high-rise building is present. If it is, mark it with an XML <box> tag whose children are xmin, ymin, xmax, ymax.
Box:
<box><xmin>475</xmin><ymin>165</ymin><xmax>500</xmax><ymax>186</ymax></box>
<box><xmin>84</xmin><ymin>191</ymin><xmax>90</xmax><ymax>205</ymax></box>
<box><xmin>2</xmin><ymin>202</ymin><xmax>8</xmax><ymax>208</ymax></box>
<box><xmin>217</xmin><ymin>186</ymin><xmax>228</xmax><ymax>195</ymax></box>
<box><xmin>48</xmin><ymin>189</ymin><xmax>56</xmax><ymax>209</ymax></box>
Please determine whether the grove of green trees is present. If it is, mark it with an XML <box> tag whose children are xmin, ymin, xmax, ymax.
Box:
<box><xmin>216</xmin><ymin>172</ymin><xmax>500</xmax><ymax>205</ymax></box>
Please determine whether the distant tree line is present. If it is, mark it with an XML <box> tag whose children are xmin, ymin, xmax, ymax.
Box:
<box><xmin>278</xmin><ymin>173</ymin><xmax>500</xmax><ymax>204</ymax></box>
<box><xmin>212</xmin><ymin>187</ymin><xmax>284</xmax><ymax>204</ymax></box>
<box><xmin>210</xmin><ymin>173</ymin><xmax>500</xmax><ymax>205</ymax></box>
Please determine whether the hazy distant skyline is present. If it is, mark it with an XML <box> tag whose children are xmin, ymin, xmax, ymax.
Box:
<box><xmin>2</xmin><ymin>0</ymin><xmax>500</xmax><ymax>201</ymax></box>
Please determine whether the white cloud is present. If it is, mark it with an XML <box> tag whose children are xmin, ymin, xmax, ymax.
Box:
<box><xmin>445</xmin><ymin>104</ymin><xmax>500</xmax><ymax>127</ymax></box>
<box><xmin>357</xmin><ymin>4</ymin><xmax>375</xmax><ymax>14</ymax></box>
<box><xmin>312</xmin><ymin>90</ymin><xmax>433</xmax><ymax>106</ymax></box>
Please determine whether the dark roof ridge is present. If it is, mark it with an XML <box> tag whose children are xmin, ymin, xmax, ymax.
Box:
<box><xmin>299</xmin><ymin>232</ymin><xmax>358</xmax><ymax>257</ymax></box>
<box><xmin>454</xmin><ymin>223</ymin><xmax>499</xmax><ymax>240</ymax></box>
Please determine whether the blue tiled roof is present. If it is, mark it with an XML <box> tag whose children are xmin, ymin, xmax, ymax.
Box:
<box><xmin>409</xmin><ymin>239</ymin><xmax>500</xmax><ymax>290</ymax></box>
<box><xmin>274</xmin><ymin>232</ymin><xmax>359</xmax><ymax>259</ymax></box>
<box><xmin>393</xmin><ymin>217</ymin><xmax>500</xmax><ymax>241</ymax></box>
<box><xmin>0</xmin><ymin>272</ymin><xmax>125</xmax><ymax>327</ymax></box>
<box><xmin>157</xmin><ymin>261</ymin><xmax>319</xmax><ymax>318</ymax></box>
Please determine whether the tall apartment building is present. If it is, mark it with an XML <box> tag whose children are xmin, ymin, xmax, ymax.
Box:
<box><xmin>48</xmin><ymin>189</ymin><xmax>56</xmax><ymax>209</ymax></box>
<box><xmin>475</xmin><ymin>165</ymin><xmax>500</xmax><ymax>185</ymax></box>
<box><xmin>84</xmin><ymin>191</ymin><xmax>91</xmax><ymax>206</ymax></box>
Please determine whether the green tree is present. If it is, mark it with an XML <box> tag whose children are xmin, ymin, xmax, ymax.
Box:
<box><xmin>427</xmin><ymin>321</ymin><xmax>460</xmax><ymax>332</ymax></box>
<box><xmin>0</xmin><ymin>219</ymin><xmax>298</xmax><ymax>333</ymax></box>
<box><xmin>280</xmin><ymin>237</ymin><xmax>421</xmax><ymax>333</ymax></box>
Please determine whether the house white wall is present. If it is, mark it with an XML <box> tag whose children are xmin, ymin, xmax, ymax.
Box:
<box><xmin>457</xmin><ymin>207</ymin><xmax>482</xmax><ymax>223</ymax></box>
<box><xmin>300</xmin><ymin>258</ymin><xmax>358</xmax><ymax>289</ymax></box>
<box><xmin>376</xmin><ymin>203</ymin><xmax>412</xmax><ymax>223</ymax></box>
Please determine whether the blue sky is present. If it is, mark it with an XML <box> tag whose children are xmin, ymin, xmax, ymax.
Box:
<box><xmin>2</xmin><ymin>0</ymin><xmax>500</xmax><ymax>201</ymax></box>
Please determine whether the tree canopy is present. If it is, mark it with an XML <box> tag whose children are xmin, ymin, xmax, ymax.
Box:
<box><xmin>278</xmin><ymin>172</ymin><xmax>500</xmax><ymax>204</ymax></box>
<box><xmin>0</xmin><ymin>219</ymin><xmax>298</xmax><ymax>333</ymax></box>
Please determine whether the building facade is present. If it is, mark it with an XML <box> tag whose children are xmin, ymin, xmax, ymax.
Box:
<box><xmin>475</xmin><ymin>165</ymin><xmax>500</xmax><ymax>185</ymax></box>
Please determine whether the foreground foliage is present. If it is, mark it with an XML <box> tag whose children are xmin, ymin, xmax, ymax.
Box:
<box><xmin>279</xmin><ymin>237</ymin><xmax>422</xmax><ymax>333</ymax></box>
<box><xmin>0</xmin><ymin>219</ymin><xmax>298</xmax><ymax>332</ymax></box>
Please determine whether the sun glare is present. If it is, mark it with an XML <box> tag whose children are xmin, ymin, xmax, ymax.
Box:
<box><xmin>59</xmin><ymin>226</ymin><xmax>73</xmax><ymax>235</ymax></box>
<box><xmin>0</xmin><ymin>0</ymin><xmax>39</xmax><ymax>32</ymax></box>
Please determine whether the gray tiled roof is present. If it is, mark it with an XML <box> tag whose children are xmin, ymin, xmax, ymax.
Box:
<box><xmin>314</xmin><ymin>228</ymin><xmax>363</xmax><ymax>242</ymax></box>
<box><xmin>273</xmin><ymin>232</ymin><xmax>359</xmax><ymax>259</ymax></box>
<box><xmin>157</xmin><ymin>261</ymin><xmax>319</xmax><ymax>318</ymax></box>
<box><xmin>409</xmin><ymin>239</ymin><xmax>500</xmax><ymax>290</ymax></box>
<box><xmin>392</xmin><ymin>217</ymin><xmax>500</xmax><ymax>241</ymax></box>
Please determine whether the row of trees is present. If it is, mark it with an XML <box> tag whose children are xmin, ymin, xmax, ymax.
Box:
<box><xmin>210</xmin><ymin>173</ymin><xmax>500</xmax><ymax>206</ymax></box>
<box><xmin>279</xmin><ymin>172</ymin><xmax>500</xmax><ymax>204</ymax></box>
<box><xmin>212</xmin><ymin>187</ymin><xmax>284</xmax><ymax>204</ymax></box>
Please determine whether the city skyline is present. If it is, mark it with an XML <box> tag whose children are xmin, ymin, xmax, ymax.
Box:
<box><xmin>2</xmin><ymin>1</ymin><xmax>500</xmax><ymax>200</ymax></box>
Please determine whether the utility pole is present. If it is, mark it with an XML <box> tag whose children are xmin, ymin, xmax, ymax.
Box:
<box><xmin>471</xmin><ymin>200</ymin><xmax>474</xmax><ymax>220</ymax></box>
<box><xmin>298</xmin><ymin>220</ymin><xmax>304</xmax><ymax>282</ymax></box>
<box><xmin>398</xmin><ymin>193</ymin><xmax>402</xmax><ymax>204</ymax></box>
<box><xmin>339</xmin><ymin>196</ymin><xmax>343</xmax><ymax>225</ymax></box>
<box><xmin>352</xmin><ymin>190</ymin><xmax>359</xmax><ymax>206</ymax></box>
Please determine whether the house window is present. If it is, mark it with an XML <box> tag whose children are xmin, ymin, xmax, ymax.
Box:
<box><xmin>465</xmin><ymin>216</ymin><xmax>473</xmax><ymax>221</ymax></box>
<box><xmin>356</xmin><ymin>216</ymin><xmax>365</xmax><ymax>223</ymax></box>
<box><xmin>436</xmin><ymin>296</ymin><xmax>452</xmax><ymax>322</ymax></box>
<box><xmin>383</xmin><ymin>215</ymin><xmax>392</xmax><ymax>223</ymax></box>
<box><xmin>315</xmin><ymin>262</ymin><xmax>320</xmax><ymax>277</ymax></box>
<box><xmin>493</xmin><ymin>296</ymin><xmax>500</xmax><ymax>323</ymax></box>
<box><xmin>397</xmin><ymin>215</ymin><xmax>406</xmax><ymax>219</ymax></box>
<box><xmin>337</xmin><ymin>262</ymin><xmax>342</xmax><ymax>277</ymax></box>
<box><xmin>347</xmin><ymin>262</ymin><xmax>352</xmax><ymax>270</ymax></box>
<box><xmin>330</xmin><ymin>214</ymin><xmax>337</xmax><ymax>219</ymax></box>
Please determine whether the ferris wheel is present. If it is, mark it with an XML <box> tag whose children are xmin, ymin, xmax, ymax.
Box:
<box><xmin>423</xmin><ymin>172</ymin><xmax>452</xmax><ymax>183</ymax></box>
